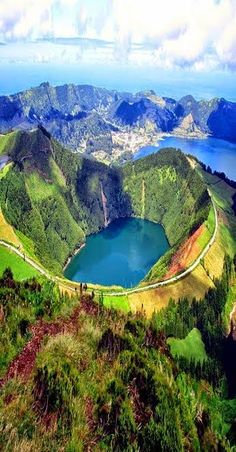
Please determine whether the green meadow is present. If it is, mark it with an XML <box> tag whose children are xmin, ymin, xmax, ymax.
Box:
<box><xmin>0</xmin><ymin>245</ymin><xmax>39</xmax><ymax>280</ymax></box>
<box><xmin>167</xmin><ymin>328</ymin><xmax>207</xmax><ymax>363</ymax></box>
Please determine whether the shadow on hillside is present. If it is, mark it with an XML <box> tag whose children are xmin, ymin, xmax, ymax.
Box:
<box><xmin>76</xmin><ymin>158</ymin><xmax>132</xmax><ymax>228</ymax></box>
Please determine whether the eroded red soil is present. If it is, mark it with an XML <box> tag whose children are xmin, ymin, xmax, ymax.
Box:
<box><xmin>0</xmin><ymin>296</ymin><xmax>99</xmax><ymax>387</ymax></box>
<box><xmin>164</xmin><ymin>224</ymin><xmax>204</xmax><ymax>279</ymax></box>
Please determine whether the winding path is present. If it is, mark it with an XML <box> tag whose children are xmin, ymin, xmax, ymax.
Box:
<box><xmin>107</xmin><ymin>191</ymin><xmax>218</xmax><ymax>296</ymax></box>
<box><xmin>0</xmin><ymin>240</ymin><xmax>77</xmax><ymax>293</ymax></box>
<box><xmin>0</xmin><ymin>192</ymin><xmax>218</xmax><ymax>297</ymax></box>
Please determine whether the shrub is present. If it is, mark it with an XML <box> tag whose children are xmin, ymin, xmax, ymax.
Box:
<box><xmin>34</xmin><ymin>335</ymin><xmax>81</xmax><ymax>423</ymax></box>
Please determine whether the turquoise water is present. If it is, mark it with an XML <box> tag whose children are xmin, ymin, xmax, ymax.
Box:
<box><xmin>135</xmin><ymin>136</ymin><xmax>236</xmax><ymax>180</ymax></box>
<box><xmin>64</xmin><ymin>218</ymin><xmax>169</xmax><ymax>288</ymax></box>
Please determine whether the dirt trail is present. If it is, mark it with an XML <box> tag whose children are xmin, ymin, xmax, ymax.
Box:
<box><xmin>164</xmin><ymin>224</ymin><xmax>204</xmax><ymax>279</ymax></box>
<box><xmin>0</xmin><ymin>297</ymin><xmax>100</xmax><ymax>387</ymax></box>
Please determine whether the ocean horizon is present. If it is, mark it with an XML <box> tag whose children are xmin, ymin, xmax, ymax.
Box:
<box><xmin>1</xmin><ymin>62</ymin><xmax>236</xmax><ymax>101</ymax></box>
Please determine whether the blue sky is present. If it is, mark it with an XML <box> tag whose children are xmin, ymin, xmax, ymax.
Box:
<box><xmin>0</xmin><ymin>0</ymin><xmax>236</xmax><ymax>71</ymax></box>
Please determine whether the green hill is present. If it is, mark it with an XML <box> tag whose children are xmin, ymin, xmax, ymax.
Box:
<box><xmin>0</xmin><ymin>128</ymin><xmax>210</xmax><ymax>279</ymax></box>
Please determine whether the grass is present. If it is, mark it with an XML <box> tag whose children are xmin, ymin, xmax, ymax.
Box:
<box><xmin>167</xmin><ymin>328</ymin><xmax>207</xmax><ymax>363</ymax></box>
<box><xmin>50</xmin><ymin>158</ymin><xmax>66</xmax><ymax>188</ymax></box>
<box><xmin>198</xmin><ymin>206</ymin><xmax>215</xmax><ymax>250</ymax></box>
<box><xmin>128</xmin><ymin>264</ymin><xmax>214</xmax><ymax>318</ymax></box>
<box><xmin>15</xmin><ymin>230</ymin><xmax>39</xmax><ymax>261</ymax></box>
<box><xmin>0</xmin><ymin>209</ymin><xmax>21</xmax><ymax>247</ymax></box>
<box><xmin>203</xmin><ymin>230</ymin><xmax>225</xmax><ymax>280</ymax></box>
<box><xmin>26</xmin><ymin>172</ymin><xmax>56</xmax><ymax>202</ymax></box>
<box><xmin>0</xmin><ymin>245</ymin><xmax>39</xmax><ymax>280</ymax></box>
<box><xmin>0</xmin><ymin>132</ymin><xmax>17</xmax><ymax>155</ymax></box>
<box><xmin>219</xmin><ymin>223</ymin><xmax>236</xmax><ymax>257</ymax></box>
<box><xmin>199</xmin><ymin>169</ymin><xmax>235</xmax><ymax>211</ymax></box>
<box><xmin>103</xmin><ymin>294</ymin><xmax>130</xmax><ymax>313</ymax></box>
<box><xmin>0</xmin><ymin>162</ymin><xmax>12</xmax><ymax>180</ymax></box>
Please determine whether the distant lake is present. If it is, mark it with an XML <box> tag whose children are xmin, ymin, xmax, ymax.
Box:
<box><xmin>135</xmin><ymin>136</ymin><xmax>236</xmax><ymax>181</ymax></box>
<box><xmin>64</xmin><ymin>218</ymin><xmax>169</xmax><ymax>288</ymax></box>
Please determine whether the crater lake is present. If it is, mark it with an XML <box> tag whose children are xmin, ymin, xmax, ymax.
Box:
<box><xmin>64</xmin><ymin>218</ymin><xmax>170</xmax><ymax>288</ymax></box>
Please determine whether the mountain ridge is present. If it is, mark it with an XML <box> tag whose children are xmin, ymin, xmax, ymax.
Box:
<box><xmin>0</xmin><ymin>83</ymin><xmax>236</xmax><ymax>163</ymax></box>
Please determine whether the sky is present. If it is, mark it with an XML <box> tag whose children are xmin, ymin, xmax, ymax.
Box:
<box><xmin>0</xmin><ymin>0</ymin><xmax>236</xmax><ymax>71</ymax></box>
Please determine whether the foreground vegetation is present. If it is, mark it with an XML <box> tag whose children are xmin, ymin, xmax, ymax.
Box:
<box><xmin>0</xmin><ymin>255</ymin><xmax>236</xmax><ymax>450</ymax></box>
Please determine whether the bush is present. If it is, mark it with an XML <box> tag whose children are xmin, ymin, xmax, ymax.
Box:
<box><xmin>34</xmin><ymin>335</ymin><xmax>81</xmax><ymax>422</ymax></box>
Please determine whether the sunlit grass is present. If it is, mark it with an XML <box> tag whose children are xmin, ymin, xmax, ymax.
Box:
<box><xmin>0</xmin><ymin>245</ymin><xmax>39</xmax><ymax>280</ymax></box>
<box><xmin>103</xmin><ymin>294</ymin><xmax>130</xmax><ymax>313</ymax></box>
<box><xmin>167</xmin><ymin>328</ymin><xmax>207</xmax><ymax>363</ymax></box>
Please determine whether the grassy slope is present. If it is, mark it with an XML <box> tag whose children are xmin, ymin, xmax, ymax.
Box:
<box><xmin>123</xmin><ymin>168</ymin><xmax>236</xmax><ymax>317</ymax></box>
<box><xmin>197</xmin><ymin>205</ymin><xmax>215</xmax><ymax>250</ymax></box>
<box><xmin>0</xmin><ymin>158</ymin><xmax>85</xmax><ymax>274</ymax></box>
<box><xmin>0</xmin><ymin>209</ymin><xmax>21</xmax><ymax>247</ymax></box>
<box><xmin>122</xmin><ymin>150</ymin><xmax>210</xmax><ymax>248</ymax></box>
<box><xmin>103</xmin><ymin>294</ymin><xmax>130</xmax><ymax>313</ymax></box>
<box><xmin>0</xmin><ymin>132</ymin><xmax>17</xmax><ymax>155</ymax></box>
<box><xmin>167</xmin><ymin>328</ymin><xmax>207</xmax><ymax>363</ymax></box>
<box><xmin>0</xmin><ymin>245</ymin><xmax>39</xmax><ymax>280</ymax></box>
<box><xmin>0</xmin><ymin>163</ymin><xmax>12</xmax><ymax>181</ymax></box>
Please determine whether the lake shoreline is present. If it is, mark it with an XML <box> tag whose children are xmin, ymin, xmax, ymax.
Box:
<box><xmin>63</xmin><ymin>243</ymin><xmax>86</xmax><ymax>272</ymax></box>
<box><xmin>135</xmin><ymin>135</ymin><xmax>236</xmax><ymax>180</ymax></box>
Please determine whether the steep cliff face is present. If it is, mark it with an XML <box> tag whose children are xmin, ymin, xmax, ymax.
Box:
<box><xmin>207</xmin><ymin>99</ymin><xmax>236</xmax><ymax>142</ymax></box>
<box><xmin>173</xmin><ymin>113</ymin><xmax>205</xmax><ymax>137</ymax></box>
<box><xmin>113</xmin><ymin>97</ymin><xmax>177</xmax><ymax>132</ymax></box>
<box><xmin>122</xmin><ymin>149</ymin><xmax>210</xmax><ymax>246</ymax></box>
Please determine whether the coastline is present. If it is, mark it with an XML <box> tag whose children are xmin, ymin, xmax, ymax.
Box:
<box><xmin>63</xmin><ymin>243</ymin><xmax>86</xmax><ymax>272</ymax></box>
<box><xmin>90</xmin><ymin>127</ymin><xmax>209</xmax><ymax>164</ymax></box>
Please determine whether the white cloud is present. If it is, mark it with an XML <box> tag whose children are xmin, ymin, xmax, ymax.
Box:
<box><xmin>0</xmin><ymin>0</ymin><xmax>236</xmax><ymax>70</ymax></box>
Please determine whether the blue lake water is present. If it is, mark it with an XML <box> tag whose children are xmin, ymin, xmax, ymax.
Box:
<box><xmin>64</xmin><ymin>218</ymin><xmax>169</xmax><ymax>288</ymax></box>
<box><xmin>135</xmin><ymin>136</ymin><xmax>236</xmax><ymax>181</ymax></box>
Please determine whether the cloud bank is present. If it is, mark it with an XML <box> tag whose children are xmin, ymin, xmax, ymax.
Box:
<box><xmin>0</xmin><ymin>0</ymin><xmax>236</xmax><ymax>70</ymax></box>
